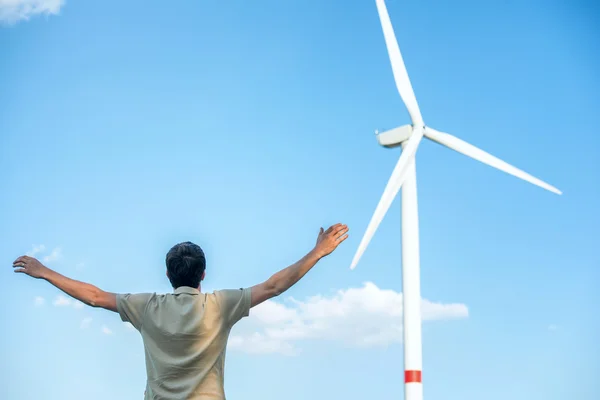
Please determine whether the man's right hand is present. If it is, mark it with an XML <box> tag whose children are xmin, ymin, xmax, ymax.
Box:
<box><xmin>13</xmin><ymin>256</ymin><xmax>50</xmax><ymax>279</ymax></box>
<box><xmin>314</xmin><ymin>223</ymin><xmax>349</xmax><ymax>258</ymax></box>
<box><xmin>249</xmin><ymin>223</ymin><xmax>349</xmax><ymax>309</ymax></box>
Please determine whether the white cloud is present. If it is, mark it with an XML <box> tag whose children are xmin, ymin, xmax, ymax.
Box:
<box><xmin>24</xmin><ymin>244</ymin><xmax>61</xmax><ymax>263</ymax></box>
<box><xmin>228</xmin><ymin>282</ymin><xmax>468</xmax><ymax>356</ymax></box>
<box><xmin>80</xmin><ymin>317</ymin><xmax>92</xmax><ymax>329</ymax></box>
<box><xmin>548</xmin><ymin>324</ymin><xmax>558</xmax><ymax>331</ymax></box>
<box><xmin>26</xmin><ymin>244</ymin><xmax>45</xmax><ymax>257</ymax></box>
<box><xmin>43</xmin><ymin>247</ymin><xmax>62</xmax><ymax>263</ymax></box>
<box><xmin>101</xmin><ymin>325</ymin><xmax>113</xmax><ymax>335</ymax></box>
<box><xmin>52</xmin><ymin>294</ymin><xmax>85</xmax><ymax>309</ymax></box>
<box><xmin>72</xmin><ymin>300</ymin><xmax>85</xmax><ymax>309</ymax></box>
<box><xmin>53</xmin><ymin>294</ymin><xmax>71</xmax><ymax>306</ymax></box>
<box><xmin>0</xmin><ymin>0</ymin><xmax>65</xmax><ymax>24</ymax></box>
<box><xmin>33</xmin><ymin>296</ymin><xmax>45</xmax><ymax>306</ymax></box>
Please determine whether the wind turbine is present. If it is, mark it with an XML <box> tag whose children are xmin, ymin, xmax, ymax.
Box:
<box><xmin>350</xmin><ymin>1</ymin><xmax>562</xmax><ymax>400</ymax></box>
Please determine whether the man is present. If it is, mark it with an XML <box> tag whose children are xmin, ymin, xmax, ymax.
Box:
<box><xmin>13</xmin><ymin>223</ymin><xmax>349</xmax><ymax>399</ymax></box>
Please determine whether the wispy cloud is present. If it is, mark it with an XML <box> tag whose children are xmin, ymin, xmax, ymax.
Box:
<box><xmin>548</xmin><ymin>324</ymin><xmax>558</xmax><ymax>331</ymax></box>
<box><xmin>73</xmin><ymin>300</ymin><xmax>84</xmax><ymax>309</ymax></box>
<box><xmin>80</xmin><ymin>317</ymin><xmax>92</xmax><ymax>329</ymax></box>
<box><xmin>53</xmin><ymin>294</ymin><xmax>71</xmax><ymax>306</ymax></box>
<box><xmin>101</xmin><ymin>325</ymin><xmax>113</xmax><ymax>335</ymax></box>
<box><xmin>52</xmin><ymin>294</ymin><xmax>85</xmax><ymax>309</ymax></box>
<box><xmin>228</xmin><ymin>282</ymin><xmax>468</xmax><ymax>356</ymax></box>
<box><xmin>25</xmin><ymin>244</ymin><xmax>62</xmax><ymax>262</ymax></box>
<box><xmin>26</xmin><ymin>244</ymin><xmax>45</xmax><ymax>257</ymax></box>
<box><xmin>0</xmin><ymin>0</ymin><xmax>66</xmax><ymax>25</ymax></box>
<box><xmin>43</xmin><ymin>247</ymin><xmax>61</xmax><ymax>263</ymax></box>
<box><xmin>33</xmin><ymin>296</ymin><xmax>45</xmax><ymax>306</ymax></box>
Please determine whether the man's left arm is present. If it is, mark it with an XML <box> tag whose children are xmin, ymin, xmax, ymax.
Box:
<box><xmin>13</xmin><ymin>255</ymin><xmax>117</xmax><ymax>312</ymax></box>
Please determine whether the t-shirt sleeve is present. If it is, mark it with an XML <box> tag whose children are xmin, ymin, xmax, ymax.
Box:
<box><xmin>214</xmin><ymin>288</ymin><xmax>251</xmax><ymax>327</ymax></box>
<box><xmin>116</xmin><ymin>293</ymin><xmax>153</xmax><ymax>331</ymax></box>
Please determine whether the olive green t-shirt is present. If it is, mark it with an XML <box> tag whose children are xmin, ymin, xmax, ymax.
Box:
<box><xmin>116</xmin><ymin>286</ymin><xmax>251</xmax><ymax>400</ymax></box>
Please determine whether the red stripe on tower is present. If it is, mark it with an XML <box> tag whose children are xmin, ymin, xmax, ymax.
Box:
<box><xmin>404</xmin><ymin>370</ymin><xmax>422</xmax><ymax>383</ymax></box>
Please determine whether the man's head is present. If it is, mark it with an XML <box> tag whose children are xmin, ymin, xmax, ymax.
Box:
<box><xmin>165</xmin><ymin>241</ymin><xmax>206</xmax><ymax>289</ymax></box>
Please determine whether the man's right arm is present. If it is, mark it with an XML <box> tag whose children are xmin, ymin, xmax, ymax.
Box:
<box><xmin>250</xmin><ymin>223</ymin><xmax>348</xmax><ymax>308</ymax></box>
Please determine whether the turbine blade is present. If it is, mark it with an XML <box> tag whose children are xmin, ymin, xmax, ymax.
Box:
<box><xmin>375</xmin><ymin>0</ymin><xmax>423</xmax><ymax>125</ymax></box>
<box><xmin>350</xmin><ymin>127</ymin><xmax>424</xmax><ymax>270</ymax></box>
<box><xmin>424</xmin><ymin>127</ymin><xmax>562</xmax><ymax>195</ymax></box>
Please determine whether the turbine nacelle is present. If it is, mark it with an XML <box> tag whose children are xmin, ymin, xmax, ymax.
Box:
<box><xmin>376</xmin><ymin>124</ymin><xmax>415</xmax><ymax>148</ymax></box>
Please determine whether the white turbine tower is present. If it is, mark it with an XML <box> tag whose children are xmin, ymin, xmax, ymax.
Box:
<box><xmin>350</xmin><ymin>1</ymin><xmax>562</xmax><ymax>400</ymax></box>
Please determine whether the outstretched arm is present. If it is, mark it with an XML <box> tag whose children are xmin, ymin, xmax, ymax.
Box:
<box><xmin>250</xmin><ymin>223</ymin><xmax>349</xmax><ymax>308</ymax></box>
<box><xmin>13</xmin><ymin>256</ymin><xmax>117</xmax><ymax>312</ymax></box>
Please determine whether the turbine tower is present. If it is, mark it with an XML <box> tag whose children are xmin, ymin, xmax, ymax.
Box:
<box><xmin>350</xmin><ymin>2</ymin><xmax>562</xmax><ymax>400</ymax></box>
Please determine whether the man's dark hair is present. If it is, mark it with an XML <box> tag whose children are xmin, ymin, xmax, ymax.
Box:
<box><xmin>166</xmin><ymin>241</ymin><xmax>206</xmax><ymax>289</ymax></box>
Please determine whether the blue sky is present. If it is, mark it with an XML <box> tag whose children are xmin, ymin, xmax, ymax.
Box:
<box><xmin>1</xmin><ymin>0</ymin><xmax>599</xmax><ymax>399</ymax></box>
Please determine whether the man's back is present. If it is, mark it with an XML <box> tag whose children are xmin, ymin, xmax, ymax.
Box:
<box><xmin>117</xmin><ymin>286</ymin><xmax>251</xmax><ymax>400</ymax></box>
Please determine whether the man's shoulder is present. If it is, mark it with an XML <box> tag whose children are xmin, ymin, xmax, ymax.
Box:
<box><xmin>212</xmin><ymin>288</ymin><xmax>246</xmax><ymax>295</ymax></box>
<box><xmin>210</xmin><ymin>288</ymin><xmax>252</xmax><ymax>324</ymax></box>
<box><xmin>117</xmin><ymin>292</ymin><xmax>156</xmax><ymax>302</ymax></box>
<box><xmin>116</xmin><ymin>292</ymin><xmax>156</xmax><ymax>311</ymax></box>
<box><xmin>211</xmin><ymin>288</ymin><xmax>252</xmax><ymax>310</ymax></box>
<box><xmin>211</xmin><ymin>288</ymin><xmax>250</xmax><ymax>300</ymax></box>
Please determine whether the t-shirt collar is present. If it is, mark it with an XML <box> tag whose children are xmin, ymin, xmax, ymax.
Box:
<box><xmin>174</xmin><ymin>286</ymin><xmax>200</xmax><ymax>295</ymax></box>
